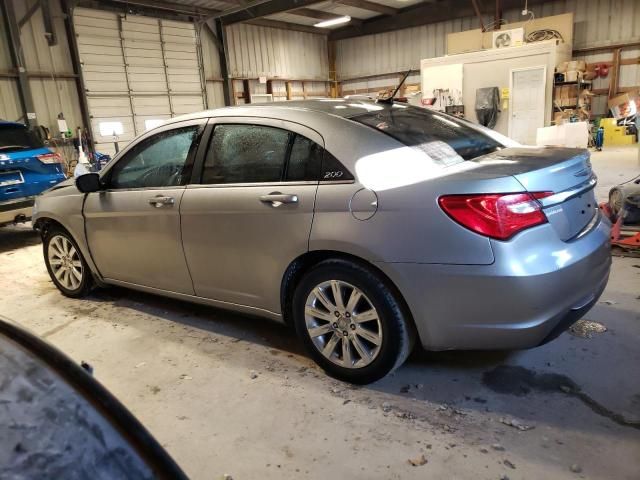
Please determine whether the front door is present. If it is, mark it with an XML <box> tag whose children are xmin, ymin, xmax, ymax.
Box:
<box><xmin>84</xmin><ymin>120</ymin><xmax>204</xmax><ymax>294</ymax></box>
<box><xmin>509</xmin><ymin>66</ymin><xmax>546</xmax><ymax>145</ymax></box>
<box><xmin>180</xmin><ymin>120</ymin><xmax>323</xmax><ymax>314</ymax></box>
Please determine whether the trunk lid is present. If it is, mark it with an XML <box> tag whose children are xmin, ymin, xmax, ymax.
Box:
<box><xmin>471</xmin><ymin>147</ymin><xmax>597</xmax><ymax>241</ymax></box>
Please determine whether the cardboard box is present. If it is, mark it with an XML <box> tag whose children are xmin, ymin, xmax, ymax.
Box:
<box><xmin>608</xmin><ymin>91</ymin><xmax>639</xmax><ymax>119</ymax></box>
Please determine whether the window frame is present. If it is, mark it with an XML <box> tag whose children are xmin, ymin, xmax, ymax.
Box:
<box><xmin>189</xmin><ymin>116</ymin><xmax>355</xmax><ymax>188</ymax></box>
<box><xmin>98</xmin><ymin>119</ymin><xmax>206</xmax><ymax>192</ymax></box>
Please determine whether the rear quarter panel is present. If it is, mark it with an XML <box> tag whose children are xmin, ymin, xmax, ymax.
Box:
<box><xmin>310</xmin><ymin>122</ymin><xmax>527</xmax><ymax>265</ymax></box>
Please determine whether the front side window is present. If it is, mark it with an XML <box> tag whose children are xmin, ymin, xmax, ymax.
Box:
<box><xmin>108</xmin><ymin>126</ymin><xmax>199</xmax><ymax>189</ymax></box>
<box><xmin>202</xmin><ymin>124</ymin><xmax>290</xmax><ymax>184</ymax></box>
<box><xmin>352</xmin><ymin>105</ymin><xmax>504</xmax><ymax>164</ymax></box>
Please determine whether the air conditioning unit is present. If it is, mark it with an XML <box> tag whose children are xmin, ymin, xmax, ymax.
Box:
<box><xmin>492</xmin><ymin>28</ymin><xmax>524</xmax><ymax>49</ymax></box>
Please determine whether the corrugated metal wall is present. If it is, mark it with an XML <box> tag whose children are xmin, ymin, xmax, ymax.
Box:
<box><xmin>0</xmin><ymin>0</ymin><xmax>83</xmax><ymax>132</ymax></box>
<box><xmin>198</xmin><ymin>22</ymin><xmax>226</xmax><ymax>109</ymax></box>
<box><xmin>336</xmin><ymin>0</ymin><xmax>640</xmax><ymax>82</ymax></box>
<box><xmin>226</xmin><ymin>23</ymin><xmax>329</xmax><ymax>80</ymax></box>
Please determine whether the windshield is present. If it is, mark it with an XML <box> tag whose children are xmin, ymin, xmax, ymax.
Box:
<box><xmin>0</xmin><ymin>124</ymin><xmax>44</xmax><ymax>153</ymax></box>
<box><xmin>352</xmin><ymin>105</ymin><xmax>505</xmax><ymax>165</ymax></box>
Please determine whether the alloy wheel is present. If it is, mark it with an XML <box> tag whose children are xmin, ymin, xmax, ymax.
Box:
<box><xmin>304</xmin><ymin>280</ymin><xmax>382</xmax><ymax>369</ymax></box>
<box><xmin>48</xmin><ymin>235</ymin><xmax>83</xmax><ymax>291</ymax></box>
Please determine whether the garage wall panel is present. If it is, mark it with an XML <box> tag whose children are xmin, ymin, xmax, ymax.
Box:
<box><xmin>199</xmin><ymin>24</ymin><xmax>225</xmax><ymax>109</ymax></box>
<box><xmin>0</xmin><ymin>0</ymin><xmax>83</xmax><ymax>132</ymax></box>
<box><xmin>335</xmin><ymin>0</ymin><xmax>640</xmax><ymax>80</ymax></box>
<box><xmin>0</xmin><ymin>80</ymin><xmax>21</xmax><ymax>123</ymax></box>
<box><xmin>226</xmin><ymin>23</ymin><xmax>329</xmax><ymax>80</ymax></box>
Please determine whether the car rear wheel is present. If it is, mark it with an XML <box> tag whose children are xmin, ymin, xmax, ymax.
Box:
<box><xmin>293</xmin><ymin>259</ymin><xmax>414</xmax><ymax>384</ymax></box>
<box><xmin>44</xmin><ymin>228</ymin><xmax>93</xmax><ymax>298</ymax></box>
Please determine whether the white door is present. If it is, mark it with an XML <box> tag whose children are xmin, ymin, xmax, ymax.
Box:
<box><xmin>509</xmin><ymin>66</ymin><xmax>546</xmax><ymax>145</ymax></box>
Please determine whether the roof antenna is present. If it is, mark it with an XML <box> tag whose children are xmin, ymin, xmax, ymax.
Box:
<box><xmin>378</xmin><ymin>69</ymin><xmax>412</xmax><ymax>104</ymax></box>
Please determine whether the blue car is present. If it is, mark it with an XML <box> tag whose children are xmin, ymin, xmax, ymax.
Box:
<box><xmin>0</xmin><ymin>121</ymin><xmax>66</xmax><ymax>227</ymax></box>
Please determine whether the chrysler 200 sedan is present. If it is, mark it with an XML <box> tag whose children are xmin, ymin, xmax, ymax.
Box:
<box><xmin>33</xmin><ymin>100</ymin><xmax>611</xmax><ymax>384</ymax></box>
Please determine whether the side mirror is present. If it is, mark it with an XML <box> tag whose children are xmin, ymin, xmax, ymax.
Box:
<box><xmin>75</xmin><ymin>173</ymin><xmax>101</xmax><ymax>193</ymax></box>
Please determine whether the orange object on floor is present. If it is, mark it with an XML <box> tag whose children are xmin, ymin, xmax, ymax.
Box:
<box><xmin>600</xmin><ymin>202</ymin><xmax>640</xmax><ymax>251</ymax></box>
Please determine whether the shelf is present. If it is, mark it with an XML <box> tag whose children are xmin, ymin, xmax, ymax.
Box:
<box><xmin>554</xmin><ymin>80</ymin><xmax>592</xmax><ymax>86</ymax></box>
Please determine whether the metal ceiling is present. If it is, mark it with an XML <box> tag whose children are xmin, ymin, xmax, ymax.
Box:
<box><xmin>87</xmin><ymin>0</ymin><xmax>553</xmax><ymax>40</ymax></box>
<box><xmin>95</xmin><ymin>0</ymin><xmax>448</xmax><ymax>35</ymax></box>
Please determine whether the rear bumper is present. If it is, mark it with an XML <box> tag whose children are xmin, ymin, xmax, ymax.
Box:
<box><xmin>378</xmin><ymin>211</ymin><xmax>612</xmax><ymax>350</ymax></box>
<box><xmin>0</xmin><ymin>197</ymin><xmax>34</xmax><ymax>226</ymax></box>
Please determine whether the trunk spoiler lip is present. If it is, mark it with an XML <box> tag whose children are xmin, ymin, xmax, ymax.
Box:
<box><xmin>537</xmin><ymin>173</ymin><xmax>597</xmax><ymax>208</ymax></box>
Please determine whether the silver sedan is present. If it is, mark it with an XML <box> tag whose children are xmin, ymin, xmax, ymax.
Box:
<box><xmin>33</xmin><ymin>100</ymin><xmax>611</xmax><ymax>384</ymax></box>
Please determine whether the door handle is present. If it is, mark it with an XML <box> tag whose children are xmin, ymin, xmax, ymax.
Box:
<box><xmin>259</xmin><ymin>192</ymin><xmax>298</xmax><ymax>207</ymax></box>
<box><xmin>148</xmin><ymin>195</ymin><xmax>175</xmax><ymax>207</ymax></box>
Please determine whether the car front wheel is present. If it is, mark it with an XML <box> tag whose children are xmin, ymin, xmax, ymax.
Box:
<box><xmin>44</xmin><ymin>228</ymin><xmax>93</xmax><ymax>298</ymax></box>
<box><xmin>293</xmin><ymin>259</ymin><xmax>415</xmax><ymax>384</ymax></box>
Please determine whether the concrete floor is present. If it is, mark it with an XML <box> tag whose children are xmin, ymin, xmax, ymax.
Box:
<box><xmin>1</xmin><ymin>146</ymin><xmax>639</xmax><ymax>480</ymax></box>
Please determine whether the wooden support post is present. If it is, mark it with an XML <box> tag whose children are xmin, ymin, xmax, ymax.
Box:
<box><xmin>266</xmin><ymin>79</ymin><xmax>273</xmax><ymax>95</ymax></box>
<box><xmin>608</xmin><ymin>48</ymin><xmax>622</xmax><ymax>99</ymax></box>
<box><xmin>242</xmin><ymin>79</ymin><xmax>251</xmax><ymax>103</ymax></box>
<box><xmin>328</xmin><ymin>40</ymin><xmax>338</xmax><ymax>98</ymax></box>
<box><xmin>494</xmin><ymin>0</ymin><xmax>501</xmax><ymax>29</ymax></box>
<box><xmin>302</xmin><ymin>81</ymin><xmax>307</xmax><ymax>99</ymax></box>
<box><xmin>285</xmin><ymin>81</ymin><xmax>292</xmax><ymax>100</ymax></box>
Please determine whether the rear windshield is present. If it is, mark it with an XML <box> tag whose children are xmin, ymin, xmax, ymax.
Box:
<box><xmin>0</xmin><ymin>125</ymin><xmax>44</xmax><ymax>153</ymax></box>
<box><xmin>352</xmin><ymin>105</ymin><xmax>504</xmax><ymax>165</ymax></box>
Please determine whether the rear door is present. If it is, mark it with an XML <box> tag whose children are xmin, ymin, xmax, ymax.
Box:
<box><xmin>180</xmin><ymin>118</ymin><xmax>322</xmax><ymax>314</ymax></box>
<box><xmin>84</xmin><ymin>119</ymin><xmax>204</xmax><ymax>293</ymax></box>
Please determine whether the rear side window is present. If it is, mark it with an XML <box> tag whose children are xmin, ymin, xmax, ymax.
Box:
<box><xmin>352</xmin><ymin>106</ymin><xmax>503</xmax><ymax>164</ymax></box>
<box><xmin>285</xmin><ymin>134</ymin><xmax>322</xmax><ymax>181</ymax></box>
<box><xmin>0</xmin><ymin>125</ymin><xmax>44</xmax><ymax>153</ymax></box>
<box><xmin>203</xmin><ymin>124</ymin><xmax>290</xmax><ymax>184</ymax></box>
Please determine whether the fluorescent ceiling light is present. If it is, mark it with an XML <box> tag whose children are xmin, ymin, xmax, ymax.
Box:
<box><xmin>314</xmin><ymin>15</ymin><xmax>350</xmax><ymax>28</ymax></box>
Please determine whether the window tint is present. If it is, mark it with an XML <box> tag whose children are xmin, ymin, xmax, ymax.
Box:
<box><xmin>0</xmin><ymin>125</ymin><xmax>44</xmax><ymax>153</ymax></box>
<box><xmin>285</xmin><ymin>134</ymin><xmax>322</xmax><ymax>181</ymax></box>
<box><xmin>109</xmin><ymin>126</ymin><xmax>199</xmax><ymax>189</ymax></box>
<box><xmin>352</xmin><ymin>105</ymin><xmax>503</xmax><ymax>164</ymax></box>
<box><xmin>203</xmin><ymin>124</ymin><xmax>290</xmax><ymax>184</ymax></box>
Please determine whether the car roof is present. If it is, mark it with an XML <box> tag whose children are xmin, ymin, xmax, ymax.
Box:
<box><xmin>165</xmin><ymin>99</ymin><xmax>394</xmax><ymax>125</ymax></box>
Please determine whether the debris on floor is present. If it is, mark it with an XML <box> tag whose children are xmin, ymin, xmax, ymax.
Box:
<box><xmin>500</xmin><ymin>417</ymin><xmax>534</xmax><ymax>431</ymax></box>
<box><xmin>600</xmin><ymin>300</ymin><xmax>617</xmax><ymax>305</ymax></box>
<box><xmin>408</xmin><ymin>454</ymin><xmax>428</xmax><ymax>466</ymax></box>
<box><xmin>569</xmin><ymin>319</ymin><xmax>607</xmax><ymax>338</ymax></box>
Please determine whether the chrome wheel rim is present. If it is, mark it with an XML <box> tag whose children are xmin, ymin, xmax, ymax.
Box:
<box><xmin>48</xmin><ymin>235</ymin><xmax>83</xmax><ymax>291</ymax></box>
<box><xmin>305</xmin><ymin>280</ymin><xmax>382</xmax><ymax>369</ymax></box>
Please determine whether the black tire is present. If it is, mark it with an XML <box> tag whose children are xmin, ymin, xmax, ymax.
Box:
<box><xmin>43</xmin><ymin>227</ymin><xmax>93</xmax><ymax>298</ymax></box>
<box><xmin>292</xmin><ymin>259</ymin><xmax>415</xmax><ymax>384</ymax></box>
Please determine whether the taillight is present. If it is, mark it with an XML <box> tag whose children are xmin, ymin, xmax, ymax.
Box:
<box><xmin>37</xmin><ymin>153</ymin><xmax>63</xmax><ymax>164</ymax></box>
<box><xmin>438</xmin><ymin>192</ymin><xmax>553</xmax><ymax>240</ymax></box>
